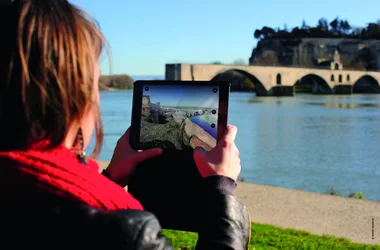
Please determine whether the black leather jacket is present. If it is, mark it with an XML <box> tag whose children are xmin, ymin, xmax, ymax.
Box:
<box><xmin>2</xmin><ymin>188</ymin><xmax>250</xmax><ymax>250</ymax></box>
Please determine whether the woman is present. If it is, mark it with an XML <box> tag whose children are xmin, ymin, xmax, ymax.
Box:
<box><xmin>0</xmin><ymin>1</ymin><xmax>250</xmax><ymax>249</ymax></box>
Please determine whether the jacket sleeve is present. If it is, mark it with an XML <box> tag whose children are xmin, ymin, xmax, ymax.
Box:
<box><xmin>84</xmin><ymin>207</ymin><xmax>174</xmax><ymax>250</ymax></box>
<box><xmin>86</xmin><ymin>197</ymin><xmax>250</xmax><ymax>250</ymax></box>
<box><xmin>196</xmin><ymin>192</ymin><xmax>251</xmax><ymax>250</ymax></box>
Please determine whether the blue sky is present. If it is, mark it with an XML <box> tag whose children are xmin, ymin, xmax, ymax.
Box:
<box><xmin>70</xmin><ymin>0</ymin><xmax>380</xmax><ymax>76</ymax></box>
<box><xmin>143</xmin><ymin>84</ymin><xmax>219</xmax><ymax>108</ymax></box>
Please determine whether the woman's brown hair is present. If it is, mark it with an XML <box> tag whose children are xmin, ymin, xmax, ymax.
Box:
<box><xmin>0</xmin><ymin>0</ymin><xmax>106</xmax><ymax>157</ymax></box>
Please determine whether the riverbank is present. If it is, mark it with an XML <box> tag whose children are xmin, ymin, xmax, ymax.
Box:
<box><xmin>97</xmin><ymin>160</ymin><xmax>380</xmax><ymax>245</ymax></box>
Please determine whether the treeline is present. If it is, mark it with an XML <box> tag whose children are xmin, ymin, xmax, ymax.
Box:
<box><xmin>254</xmin><ymin>18</ymin><xmax>380</xmax><ymax>40</ymax></box>
<box><xmin>99</xmin><ymin>75</ymin><xmax>134</xmax><ymax>90</ymax></box>
<box><xmin>211</xmin><ymin>59</ymin><xmax>247</xmax><ymax>65</ymax></box>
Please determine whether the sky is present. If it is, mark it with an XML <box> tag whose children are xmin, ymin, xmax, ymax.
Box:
<box><xmin>70</xmin><ymin>0</ymin><xmax>380</xmax><ymax>76</ymax></box>
<box><xmin>143</xmin><ymin>84</ymin><xmax>219</xmax><ymax>108</ymax></box>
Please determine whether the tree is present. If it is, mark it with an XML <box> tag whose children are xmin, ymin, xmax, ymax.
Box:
<box><xmin>99</xmin><ymin>74</ymin><xmax>135</xmax><ymax>90</ymax></box>
<box><xmin>232</xmin><ymin>59</ymin><xmax>247</xmax><ymax>65</ymax></box>
<box><xmin>330</xmin><ymin>18</ymin><xmax>339</xmax><ymax>33</ymax></box>
<box><xmin>351</xmin><ymin>27</ymin><xmax>363</xmax><ymax>37</ymax></box>
<box><xmin>354</xmin><ymin>47</ymin><xmax>378</xmax><ymax>70</ymax></box>
<box><xmin>365</xmin><ymin>23</ymin><xmax>380</xmax><ymax>38</ymax></box>
<box><xmin>301</xmin><ymin>20</ymin><xmax>310</xmax><ymax>30</ymax></box>
<box><xmin>254</xmin><ymin>29</ymin><xmax>262</xmax><ymax>39</ymax></box>
<box><xmin>284</xmin><ymin>23</ymin><xmax>288</xmax><ymax>32</ymax></box>
<box><xmin>261</xmin><ymin>26</ymin><xmax>276</xmax><ymax>39</ymax></box>
<box><xmin>339</xmin><ymin>20</ymin><xmax>351</xmax><ymax>34</ymax></box>
<box><xmin>253</xmin><ymin>17</ymin><xmax>380</xmax><ymax>40</ymax></box>
<box><xmin>317</xmin><ymin>18</ymin><xmax>329</xmax><ymax>32</ymax></box>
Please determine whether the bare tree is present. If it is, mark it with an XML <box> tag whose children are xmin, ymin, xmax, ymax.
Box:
<box><xmin>255</xmin><ymin>50</ymin><xmax>279</xmax><ymax>65</ymax></box>
<box><xmin>232</xmin><ymin>59</ymin><xmax>247</xmax><ymax>65</ymax></box>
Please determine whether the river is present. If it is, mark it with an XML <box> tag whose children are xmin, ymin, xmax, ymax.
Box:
<box><xmin>87</xmin><ymin>90</ymin><xmax>380</xmax><ymax>201</ymax></box>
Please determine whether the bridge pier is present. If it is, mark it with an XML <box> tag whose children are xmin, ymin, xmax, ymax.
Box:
<box><xmin>268</xmin><ymin>86</ymin><xmax>294</xmax><ymax>96</ymax></box>
<box><xmin>334</xmin><ymin>85</ymin><xmax>353</xmax><ymax>95</ymax></box>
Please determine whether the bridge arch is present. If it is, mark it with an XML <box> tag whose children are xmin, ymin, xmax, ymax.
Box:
<box><xmin>353</xmin><ymin>75</ymin><xmax>380</xmax><ymax>94</ymax></box>
<box><xmin>210</xmin><ymin>69</ymin><xmax>267</xmax><ymax>96</ymax></box>
<box><xmin>294</xmin><ymin>74</ymin><xmax>332</xmax><ymax>94</ymax></box>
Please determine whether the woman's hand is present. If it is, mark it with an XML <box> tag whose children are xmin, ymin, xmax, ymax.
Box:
<box><xmin>193</xmin><ymin>125</ymin><xmax>241</xmax><ymax>181</ymax></box>
<box><xmin>104</xmin><ymin>128</ymin><xmax>163</xmax><ymax>186</ymax></box>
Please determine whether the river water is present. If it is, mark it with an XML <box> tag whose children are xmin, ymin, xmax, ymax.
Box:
<box><xmin>87</xmin><ymin>90</ymin><xmax>380</xmax><ymax>201</ymax></box>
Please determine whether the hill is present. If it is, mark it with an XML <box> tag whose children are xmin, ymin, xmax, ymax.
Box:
<box><xmin>250</xmin><ymin>18</ymin><xmax>380</xmax><ymax>71</ymax></box>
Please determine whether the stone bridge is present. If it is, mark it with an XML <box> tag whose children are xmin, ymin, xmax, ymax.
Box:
<box><xmin>165</xmin><ymin>63</ymin><xmax>380</xmax><ymax>96</ymax></box>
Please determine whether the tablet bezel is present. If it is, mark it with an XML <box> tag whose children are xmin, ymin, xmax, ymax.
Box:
<box><xmin>130</xmin><ymin>80</ymin><xmax>230</xmax><ymax>151</ymax></box>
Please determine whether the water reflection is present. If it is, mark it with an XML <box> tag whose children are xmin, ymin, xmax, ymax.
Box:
<box><xmin>303</xmin><ymin>102</ymin><xmax>380</xmax><ymax>109</ymax></box>
<box><xmin>244</xmin><ymin>94</ymin><xmax>380</xmax><ymax>109</ymax></box>
<box><xmin>248</xmin><ymin>98</ymin><xmax>286</xmax><ymax>105</ymax></box>
<box><xmin>229</xmin><ymin>93</ymin><xmax>380</xmax><ymax>201</ymax></box>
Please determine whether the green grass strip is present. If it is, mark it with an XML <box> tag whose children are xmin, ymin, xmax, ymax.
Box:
<box><xmin>161</xmin><ymin>222</ymin><xmax>380</xmax><ymax>250</ymax></box>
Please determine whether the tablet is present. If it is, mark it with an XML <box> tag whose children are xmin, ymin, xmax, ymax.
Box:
<box><xmin>130</xmin><ymin>80</ymin><xmax>230</xmax><ymax>151</ymax></box>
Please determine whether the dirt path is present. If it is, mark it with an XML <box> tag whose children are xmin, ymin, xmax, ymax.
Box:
<box><xmin>235</xmin><ymin>182</ymin><xmax>379</xmax><ymax>245</ymax></box>
<box><xmin>98</xmin><ymin>160</ymin><xmax>380</xmax><ymax>244</ymax></box>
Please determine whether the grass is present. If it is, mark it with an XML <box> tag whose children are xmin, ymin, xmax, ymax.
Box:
<box><xmin>161</xmin><ymin>222</ymin><xmax>380</xmax><ymax>250</ymax></box>
<box><xmin>327</xmin><ymin>186</ymin><xmax>365</xmax><ymax>199</ymax></box>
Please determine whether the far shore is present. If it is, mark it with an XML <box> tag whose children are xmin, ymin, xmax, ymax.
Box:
<box><xmin>99</xmin><ymin>87</ymin><xmax>123</xmax><ymax>91</ymax></box>
<box><xmin>97</xmin><ymin>160</ymin><xmax>380</xmax><ymax>244</ymax></box>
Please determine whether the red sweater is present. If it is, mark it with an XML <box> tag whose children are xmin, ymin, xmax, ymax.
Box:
<box><xmin>0</xmin><ymin>143</ymin><xmax>143</xmax><ymax>211</ymax></box>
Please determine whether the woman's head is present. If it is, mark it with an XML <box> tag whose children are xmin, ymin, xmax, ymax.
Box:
<box><xmin>0</xmin><ymin>0</ymin><xmax>105</xmax><ymax>157</ymax></box>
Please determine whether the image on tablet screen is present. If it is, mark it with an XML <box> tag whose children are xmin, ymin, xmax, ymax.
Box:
<box><xmin>140</xmin><ymin>84</ymin><xmax>219</xmax><ymax>151</ymax></box>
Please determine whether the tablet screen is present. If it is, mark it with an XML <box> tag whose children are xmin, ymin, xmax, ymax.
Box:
<box><xmin>139</xmin><ymin>84</ymin><xmax>220</xmax><ymax>151</ymax></box>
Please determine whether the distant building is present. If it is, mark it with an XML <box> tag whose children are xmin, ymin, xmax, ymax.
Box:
<box><xmin>330</xmin><ymin>49</ymin><xmax>343</xmax><ymax>70</ymax></box>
